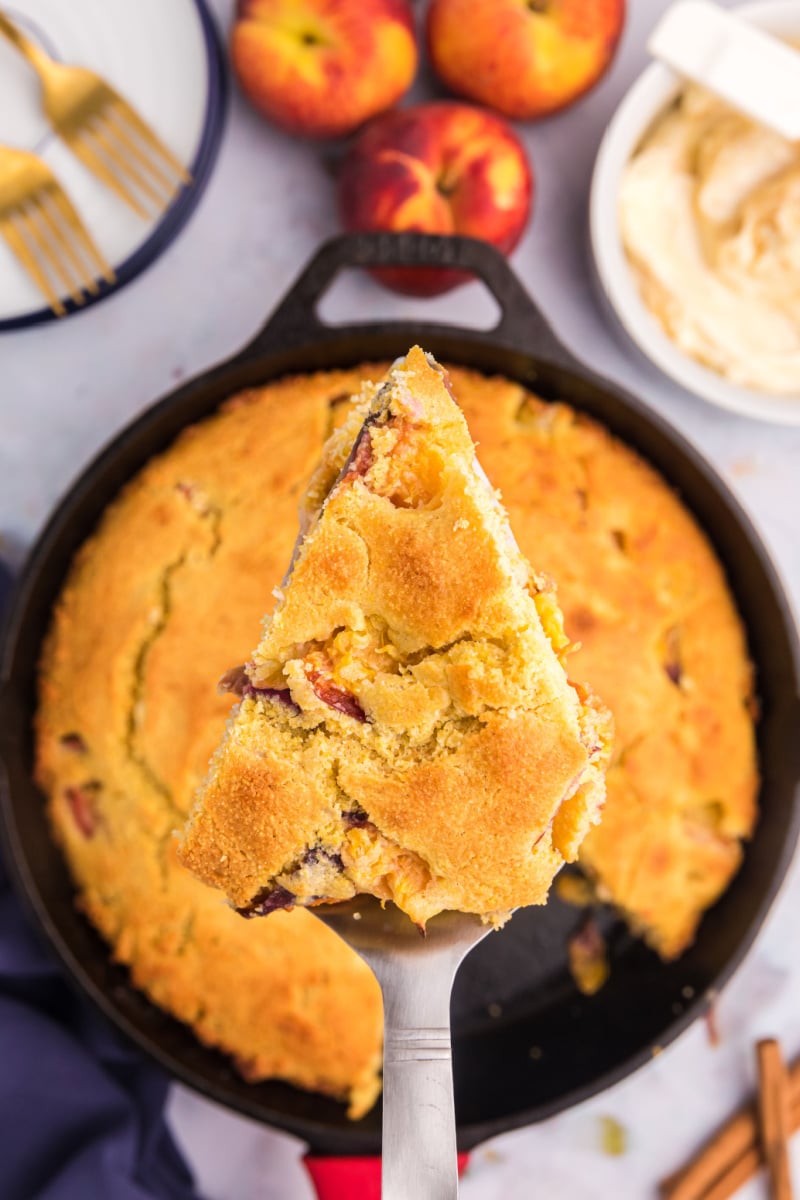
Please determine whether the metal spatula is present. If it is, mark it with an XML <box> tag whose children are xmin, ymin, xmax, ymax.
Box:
<box><xmin>315</xmin><ymin>896</ymin><xmax>494</xmax><ymax>1200</ymax></box>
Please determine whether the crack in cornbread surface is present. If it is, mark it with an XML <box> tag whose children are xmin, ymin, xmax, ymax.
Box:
<box><xmin>36</xmin><ymin>359</ymin><xmax>758</xmax><ymax>1116</ymax></box>
<box><xmin>179</xmin><ymin>349</ymin><xmax>612</xmax><ymax>925</ymax></box>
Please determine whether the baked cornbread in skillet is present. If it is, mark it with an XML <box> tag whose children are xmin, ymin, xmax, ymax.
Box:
<box><xmin>179</xmin><ymin>348</ymin><xmax>612</xmax><ymax>926</ymax></box>
<box><xmin>36</xmin><ymin>359</ymin><xmax>757</xmax><ymax>1114</ymax></box>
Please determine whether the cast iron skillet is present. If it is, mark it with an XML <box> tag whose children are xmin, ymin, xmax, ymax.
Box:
<box><xmin>2</xmin><ymin>233</ymin><xmax>800</xmax><ymax>1175</ymax></box>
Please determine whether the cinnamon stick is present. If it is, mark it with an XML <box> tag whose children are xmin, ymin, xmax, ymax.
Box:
<box><xmin>701</xmin><ymin>1147</ymin><xmax>763</xmax><ymax>1200</ymax></box>
<box><xmin>661</xmin><ymin>1108</ymin><xmax>759</xmax><ymax>1199</ymax></box>
<box><xmin>660</xmin><ymin>1052</ymin><xmax>800</xmax><ymax>1200</ymax></box>
<box><xmin>757</xmin><ymin>1040</ymin><xmax>794</xmax><ymax>1200</ymax></box>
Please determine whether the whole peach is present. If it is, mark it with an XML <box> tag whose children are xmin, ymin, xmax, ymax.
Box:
<box><xmin>231</xmin><ymin>0</ymin><xmax>418</xmax><ymax>139</ymax></box>
<box><xmin>427</xmin><ymin>0</ymin><xmax>625</xmax><ymax>120</ymax></box>
<box><xmin>338</xmin><ymin>102</ymin><xmax>533</xmax><ymax>295</ymax></box>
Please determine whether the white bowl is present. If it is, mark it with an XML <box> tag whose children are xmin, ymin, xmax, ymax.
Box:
<box><xmin>590</xmin><ymin>0</ymin><xmax>800</xmax><ymax>425</ymax></box>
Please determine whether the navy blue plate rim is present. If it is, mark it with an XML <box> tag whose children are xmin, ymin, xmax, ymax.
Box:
<box><xmin>0</xmin><ymin>0</ymin><xmax>229</xmax><ymax>334</ymax></box>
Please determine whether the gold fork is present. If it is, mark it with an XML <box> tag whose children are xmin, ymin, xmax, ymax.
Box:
<box><xmin>0</xmin><ymin>10</ymin><xmax>191</xmax><ymax>219</ymax></box>
<box><xmin>0</xmin><ymin>144</ymin><xmax>115</xmax><ymax>316</ymax></box>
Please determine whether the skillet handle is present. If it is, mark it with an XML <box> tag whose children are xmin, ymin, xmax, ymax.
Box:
<box><xmin>303</xmin><ymin>1153</ymin><xmax>471</xmax><ymax>1200</ymax></box>
<box><xmin>236</xmin><ymin>232</ymin><xmax>578</xmax><ymax>369</ymax></box>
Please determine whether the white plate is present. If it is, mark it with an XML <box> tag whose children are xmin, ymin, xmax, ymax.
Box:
<box><xmin>0</xmin><ymin>0</ymin><xmax>226</xmax><ymax>328</ymax></box>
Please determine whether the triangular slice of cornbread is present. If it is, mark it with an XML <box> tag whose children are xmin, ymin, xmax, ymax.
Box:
<box><xmin>180</xmin><ymin>347</ymin><xmax>612</xmax><ymax>926</ymax></box>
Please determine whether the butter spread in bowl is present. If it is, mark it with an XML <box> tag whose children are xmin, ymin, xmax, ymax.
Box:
<box><xmin>619</xmin><ymin>79</ymin><xmax>800</xmax><ymax>396</ymax></box>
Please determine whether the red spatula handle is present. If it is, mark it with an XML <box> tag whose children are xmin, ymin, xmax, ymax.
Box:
<box><xmin>304</xmin><ymin>1153</ymin><xmax>471</xmax><ymax>1199</ymax></box>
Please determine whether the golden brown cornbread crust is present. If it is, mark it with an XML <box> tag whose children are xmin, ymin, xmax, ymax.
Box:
<box><xmin>36</xmin><ymin>364</ymin><xmax>386</xmax><ymax>1117</ymax></box>
<box><xmin>36</xmin><ymin>361</ymin><xmax>757</xmax><ymax>1113</ymax></box>
<box><xmin>471</xmin><ymin>386</ymin><xmax>758</xmax><ymax>958</ymax></box>
<box><xmin>179</xmin><ymin>350</ymin><xmax>611</xmax><ymax>925</ymax></box>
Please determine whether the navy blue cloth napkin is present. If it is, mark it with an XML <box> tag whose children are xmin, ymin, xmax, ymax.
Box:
<box><xmin>0</xmin><ymin>560</ymin><xmax>199</xmax><ymax>1200</ymax></box>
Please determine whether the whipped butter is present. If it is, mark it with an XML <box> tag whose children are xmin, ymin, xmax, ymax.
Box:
<box><xmin>620</xmin><ymin>81</ymin><xmax>800</xmax><ymax>395</ymax></box>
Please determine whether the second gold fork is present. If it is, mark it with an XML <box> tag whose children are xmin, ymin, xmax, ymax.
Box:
<box><xmin>0</xmin><ymin>145</ymin><xmax>115</xmax><ymax>316</ymax></box>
